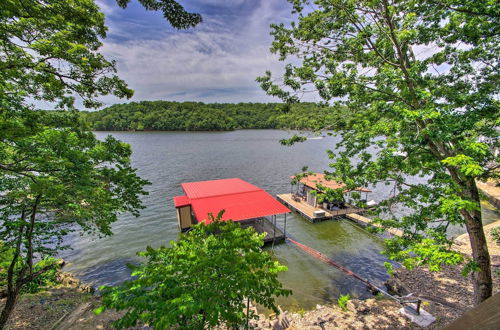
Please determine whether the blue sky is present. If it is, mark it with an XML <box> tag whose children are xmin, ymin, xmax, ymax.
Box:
<box><xmin>94</xmin><ymin>0</ymin><xmax>301</xmax><ymax>106</ymax></box>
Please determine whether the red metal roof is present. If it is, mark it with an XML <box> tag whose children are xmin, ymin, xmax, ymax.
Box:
<box><xmin>174</xmin><ymin>178</ymin><xmax>290</xmax><ymax>223</ymax></box>
<box><xmin>173</xmin><ymin>195</ymin><xmax>190</xmax><ymax>207</ymax></box>
<box><xmin>181</xmin><ymin>178</ymin><xmax>260</xmax><ymax>199</ymax></box>
<box><xmin>191</xmin><ymin>190</ymin><xmax>290</xmax><ymax>224</ymax></box>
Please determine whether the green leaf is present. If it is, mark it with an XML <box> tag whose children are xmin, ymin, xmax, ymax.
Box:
<box><xmin>94</xmin><ymin>306</ymin><xmax>105</xmax><ymax>316</ymax></box>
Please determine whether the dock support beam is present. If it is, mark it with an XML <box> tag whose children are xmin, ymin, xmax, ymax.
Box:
<box><xmin>284</xmin><ymin>213</ymin><xmax>287</xmax><ymax>238</ymax></box>
<box><xmin>273</xmin><ymin>215</ymin><xmax>276</xmax><ymax>242</ymax></box>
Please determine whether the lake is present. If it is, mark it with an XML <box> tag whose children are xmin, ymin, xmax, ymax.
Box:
<box><xmin>60</xmin><ymin>130</ymin><xmax>499</xmax><ymax>311</ymax></box>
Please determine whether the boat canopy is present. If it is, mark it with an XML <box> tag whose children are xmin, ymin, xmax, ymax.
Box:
<box><xmin>174</xmin><ymin>178</ymin><xmax>290</xmax><ymax>223</ymax></box>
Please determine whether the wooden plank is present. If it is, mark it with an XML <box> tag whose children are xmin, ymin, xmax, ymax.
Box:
<box><xmin>345</xmin><ymin>213</ymin><xmax>403</xmax><ymax>237</ymax></box>
<box><xmin>443</xmin><ymin>292</ymin><xmax>500</xmax><ymax>330</ymax></box>
<box><xmin>277</xmin><ymin>193</ymin><xmax>366</xmax><ymax>222</ymax></box>
<box><xmin>277</xmin><ymin>193</ymin><xmax>333</xmax><ymax>222</ymax></box>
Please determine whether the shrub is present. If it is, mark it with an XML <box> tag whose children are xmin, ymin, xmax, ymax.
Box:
<box><xmin>97</xmin><ymin>211</ymin><xmax>291</xmax><ymax>329</ymax></box>
<box><xmin>0</xmin><ymin>243</ymin><xmax>60</xmax><ymax>294</ymax></box>
<box><xmin>337</xmin><ymin>294</ymin><xmax>351</xmax><ymax>312</ymax></box>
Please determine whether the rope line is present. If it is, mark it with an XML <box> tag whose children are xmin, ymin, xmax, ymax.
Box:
<box><xmin>285</xmin><ymin>237</ymin><xmax>421</xmax><ymax>311</ymax></box>
<box><xmin>267</xmin><ymin>218</ymin><xmax>421</xmax><ymax>313</ymax></box>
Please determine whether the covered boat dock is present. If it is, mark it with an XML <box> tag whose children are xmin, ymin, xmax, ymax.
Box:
<box><xmin>173</xmin><ymin>178</ymin><xmax>290</xmax><ymax>244</ymax></box>
<box><xmin>279</xmin><ymin>173</ymin><xmax>372</xmax><ymax>223</ymax></box>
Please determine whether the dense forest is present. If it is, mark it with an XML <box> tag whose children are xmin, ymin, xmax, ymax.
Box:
<box><xmin>80</xmin><ymin>101</ymin><xmax>347</xmax><ymax>131</ymax></box>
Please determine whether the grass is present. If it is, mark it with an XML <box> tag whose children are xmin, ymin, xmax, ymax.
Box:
<box><xmin>337</xmin><ymin>294</ymin><xmax>350</xmax><ymax>312</ymax></box>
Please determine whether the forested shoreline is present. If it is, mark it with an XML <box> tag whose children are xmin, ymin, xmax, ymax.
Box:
<box><xmin>80</xmin><ymin>101</ymin><xmax>347</xmax><ymax>131</ymax></box>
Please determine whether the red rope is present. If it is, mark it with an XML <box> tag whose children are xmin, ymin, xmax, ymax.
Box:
<box><xmin>286</xmin><ymin>237</ymin><xmax>421</xmax><ymax>310</ymax></box>
<box><xmin>287</xmin><ymin>238</ymin><xmax>377</xmax><ymax>291</ymax></box>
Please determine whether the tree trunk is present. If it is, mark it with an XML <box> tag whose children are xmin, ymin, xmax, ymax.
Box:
<box><xmin>26</xmin><ymin>195</ymin><xmax>41</xmax><ymax>274</ymax></box>
<box><xmin>0</xmin><ymin>290</ymin><xmax>19</xmax><ymax>329</ymax></box>
<box><xmin>461</xmin><ymin>182</ymin><xmax>492</xmax><ymax>305</ymax></box>
<box><xmin>0</xmin><ymin>208</ymin><xmax>29</xmax><ymax>329</ymax></box>
<box><xmin>464</xmin><ymin>212</ymin><xmax>492</xmax><ymax>305</ymax></box>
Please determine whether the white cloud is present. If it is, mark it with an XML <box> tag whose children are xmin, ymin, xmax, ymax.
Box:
<box><xmin>95</xmin><ymin>0</ymin><xmax>115</xmax><ymax>16</ymax></box>
<box><xmin>94</xmin><ymin>0</ymin><xmax>316</xmax><ymax>105</ymax></box>
<box><xmin>32</xmin><ymin>0</ymin><xmax>319</xmax><ymax>109</ymax></box>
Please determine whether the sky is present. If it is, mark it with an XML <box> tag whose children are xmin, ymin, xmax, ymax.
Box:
<box><xmin>92</xmin><ymin>0</ymin><xmax>301</xmax><ymax>107</ymax></box>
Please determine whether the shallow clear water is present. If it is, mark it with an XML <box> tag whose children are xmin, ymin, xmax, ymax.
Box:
<box><xmin>60</xmin><ymin>130</ymin><xmax>499</xmax><ymax>310</ymax></box>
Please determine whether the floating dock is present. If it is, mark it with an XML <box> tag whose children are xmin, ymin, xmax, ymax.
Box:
<box><xmin>277</xmin><ymin>193</ymin><xmax>364</xmax><ymax>223</ymax></box>
<box><xmin>345</xmin><ymin>213</ymin><xmax>403</xmax><ymax>237</ymax></box>
<box><xmin>277</xmin><ymin>193</ymin><xmax>403</xmax><ymax>237</ymax></box>
<box><xmin>277</xmin><ymin>193</ymin><xmax>332</xmax><ymax>222</ymax></box>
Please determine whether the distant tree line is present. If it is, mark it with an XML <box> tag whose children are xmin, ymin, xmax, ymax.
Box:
<box><xmin>80</xmin><ymin>101</ymin><xmax>348</xmax><ymax>131</ymax></box>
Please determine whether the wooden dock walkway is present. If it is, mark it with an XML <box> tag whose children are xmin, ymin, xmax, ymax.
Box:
<box><xmin>345</xmin><ymin>213</ymin><xmax>403</xmax><ymax>237</ymax></box>
<box><xmin>277</xmin><ymin>194</ymin><xmax>333</xmax><ymax>222</ymax></box>
<box><xmin>277</xmin><ymin>193</ymin><xmax>403</xmax><ymax>237</ymax></box>
<box><xmin>277</xmin><ymin>193</ymin><xmax>365</xmax><ymax>223</ymax></box>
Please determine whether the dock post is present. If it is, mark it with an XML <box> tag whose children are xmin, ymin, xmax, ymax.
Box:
<box><xmin>273</xmin><ymin>215</ymin><xmax>276</xmax><ymax>242</ymax></box>
<box><xmin>284</xmin><ymin>213</ymin><xmax>287</xmax><ymax>238</ymax></box>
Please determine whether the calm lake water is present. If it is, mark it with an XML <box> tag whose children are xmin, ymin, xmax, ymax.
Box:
<box><xmin>60</xmin><ymin>130</ymin><xmax>500</xmax><ymax>311</ymax></box>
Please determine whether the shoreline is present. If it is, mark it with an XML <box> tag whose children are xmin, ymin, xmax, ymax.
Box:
<box><xmin>3</xmin><ymin>251</ymin><xmax>498</xmax><ymax>329</ymax></box>
<box><xmin>90</xmin><ymin>128</ymin><xmax>321</xmax><ymax>133</ymax></box>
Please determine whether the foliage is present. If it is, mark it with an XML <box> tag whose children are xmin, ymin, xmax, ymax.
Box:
<box><xmin>461</xmin><ymin>260</ymin><xmax>481</xmax><ymax>277</ymax></box>
<box><xmin>316</xmin><ymin>184</ymin><xmax>345</xmax><ymax>204</ymax></box>
<box><xmin>0</xmin><ymin>243</ymin><xmax>15</xmax><ymax>294</ymax></box>
<box><xmin>1</xmin><ymin>109</ymin><xmax>149</xmax><ymax>245</ymax></box>
<box><xmin>20</xmin><ymin>258</ymin><xmax>60</xmax><ymax>294</ymax></box>
<box><xmin>337</xmin><ymin>294</ymin><xmax>350</xmax><ymax>312</ymax></box>
<box><xmin>0</xmin><ymin>0</ymin><xmax>197</xmax><ymax>325</ymax></box>
<box><xmin>280</xmin><ymin>134</ymin><xmax>308</xmax><ymax>146</ymax></box>
<box><xmin>384</xmin><ymin>262</ymin><xmax>395</xmax><ymax>277</ymax></box>
<box><xmin>492</xmin><ymin>227</ymin><xmax>500</xmax><ymax>246</ymax></box>
<box><xmin>385</xmin><ymin>238</ymin><xmax>463</xmax><ymax>271</ymax></box>
<box><xmin>0</xmin><ymin>0</ymin><xmax>200</xmax><ymax>110</ymax></box>
<box><xmin>98</xmin><ymin>211</ymin><xmax>291</xmax><ymax>329</ymax></box>
<box><xmin>115</xmin><ymin>0</ymin><xmax>201</xmax><ymax>29</ymax></box>
<box><xmin>80</xmin><ymin>101</ymin><xmax>348</xmax><ymax>131</ymax></box>
<box><xmin>0</xmin><ymin>110</ymin><xmax>149</xmax><ymax>319</ymax></box>
<box><xmin>0</xmin><ymin>242</ymin><xmax>15</xmax><ymax>273</ymax></box>
<box><xmin>1</xmin><ymin>243</ymin><xmax>59</xmax><ymax>293</ymax></box>
<box><xmin>259</xmin><ymin>0</ymin><xmax>499</xmax><ymax>304</ymax></box>
<box><xmin>290</xmin><ymin>167</ymin><xmax>313</xmax><ymax>185</ymax></box>
<box><xmin>1</xmin><ymin>0</ymin><xmax>131</xmax><ymax>109</ymax></box>
<box><xmin>297</xmin><ymin>308</ymin><xmax>306</xmax><ymax>317</ymax></box>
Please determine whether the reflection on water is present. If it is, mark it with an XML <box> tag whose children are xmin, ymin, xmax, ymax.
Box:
<box><xmin>59</xmin><ymin>130</ymin><xmax>499</xmax><ymax>311</ymax></box>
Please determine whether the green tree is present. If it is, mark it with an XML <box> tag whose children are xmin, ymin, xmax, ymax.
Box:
<box><xmin>116</xmin><ymin>0</ymin><xmax>201</xmax><ymax>30</ymax></box>
<box><xmin>258</xmin><ymin>0</ymin><xmax>499</xmax><ymax>305</ymax></box>
<box><xmin>0</xmin><ymin>110</ymin><xmax>150</xmax><ymax>327</ymax></box>
<box><xmin>80</xmin><ymin>100</ymin><xmax>345</xmax><ymax>131</ymax></box>
<box><xmin>0</xmin><ymin>0</ymin><xmax>200</xmax><ymax>327</ymax></box>
<box><xmin>98</xmin><ymin>211</ymin><xmax>291</xmax><ymax>329</ymax></box>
